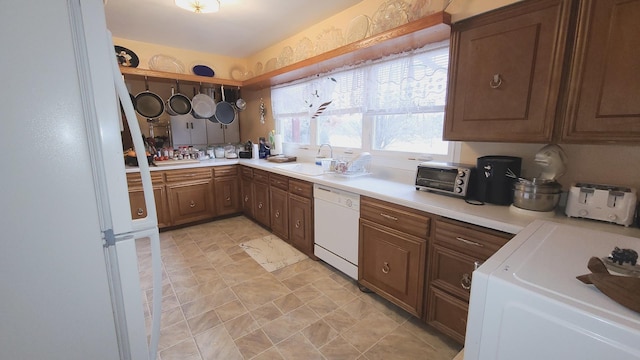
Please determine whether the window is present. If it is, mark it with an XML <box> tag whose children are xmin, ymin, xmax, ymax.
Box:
<box><xmin>271</xmin><ymin>40</ymin><xmax>456</xmax><ymax>166</ymax></box>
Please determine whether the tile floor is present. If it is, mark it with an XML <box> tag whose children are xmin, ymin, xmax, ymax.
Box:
<box><xmin>136</xmin><ymin>215</ymin><xmax>462</xmax><ymax>360</ymax></box>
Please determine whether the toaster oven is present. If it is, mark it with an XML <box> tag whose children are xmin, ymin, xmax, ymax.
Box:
<box><xmin>415</xmin><ymin>162</ymin><xmax>475</xmax><ymax>198</ymax></box>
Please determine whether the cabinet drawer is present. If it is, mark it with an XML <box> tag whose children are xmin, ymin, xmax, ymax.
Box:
<box><xmin>126</xmin><ymin>172</ymin><xmax>164</xmax><ymax>187</ymax></box>
<box><xmin>289</xmin><ymin>179</ymin><xmax>312</xmax><ymax>198</ymax></box>
<box><xmin>426</xmin><ymin>287</ymin><xmax>468</xmax><ymax>344</ymax></box>
<box><xmin>269</xmin><ymin>173</ymin><xmax>289</xmax><ymax>190</ymax></box>
<box><xmin>253</xmin><ymin>169</ymin><xmax>269</xmax><ymax>184</ymax></box>
<box><xmin>240</xmin><ymin>166</ymin><xmax>253</xmax><ymax>179</ymax></box>
<box><xmin>360</xmin><ymin>197</ymin><xmax>431</xmax><ymax>239</ymax></box>
<box><xmin>213</xmin><ymin>165</ymin><xmax>237</xmax><ymax>177</ymax></box>
<box><xmin>165</xmin><ymin>168</ymin><xmax>212</xmax><ymax>183</ymax></box>
<box><xmin>434</xmin><ymin>217</ymin><xmax>511</xmax><ymax>259</ymax></box>
<box><xmin>430</xmin><ymin>244</ymin><xmax>479</xmax><ymax>301</ymax></box>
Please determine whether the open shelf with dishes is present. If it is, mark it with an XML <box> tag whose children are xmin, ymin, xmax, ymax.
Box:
<box><xmin>118</xmin><ymin>11</ymin><xmax>451</xmax><ymax>91</ymax></box>
<box><xmin>242</xmin><ymin>11</ymin><xmax>451</xmax><ymax>90</ymax></box>
<box><xmin>118</xmin><ymin>66</ymin><xmax>243</xmax><ymax>87</ymax></box>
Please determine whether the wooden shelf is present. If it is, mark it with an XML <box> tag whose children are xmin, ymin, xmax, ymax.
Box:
<box><xmin>118</xmin><ymin>12</ymin><xmax>450</xmax><ymax>91</ymax></box>
<box><xmin>119</xmin><ymin>66</ymin><xmax>243</xmax><ymax>87</ymax></box>
<box><xmin>242</xmin><ymin>11</ymin><xmax>452</xmax><ymax>90</ymax></box>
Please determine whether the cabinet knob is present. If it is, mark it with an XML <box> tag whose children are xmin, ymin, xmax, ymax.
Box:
<box><xmin>295</xmin><ymin>220</ymin><xmax>301</xmax><ymax>228</ymax></box>
<box><xmin>490</xmin><ymin>73</ymin><xmax>502</xmax><ymax>88</ymax></box>
<box><xmin>461</xmin><ymin>273</ymin><xmax>472</xmax><ymax>290</ymax></box>
<box><xmin>226</xmin><ymin>197</ymin><xmax>231</xmax><ymax>201</ymax></box>
<box><xmin>244</xmin><ymin>195</ymin><xmax>249</xmax><ymax>202</ymax></box>
<box><xmin>258</xmin><ymin>202</ymin><xmax>263</xmax><ymax>209</ymax></box>
<box><xmin>381</xmin><ymin>261</ymin><xmax>390</xmax><ymax>274</ymax></box>
<box><xmin>275</xmin><ymin>210</ymin><xmax>280</xmax><ymax>218</ymax></box>
<box><xmin>136</xmin><ymin>208</ymin><xmax>144</xmax><ymax>216</ymax></box>
<box><xmin>189</xmin><ymin>200</ymin><xmax>196</xmax><ymax>208</ymax></box>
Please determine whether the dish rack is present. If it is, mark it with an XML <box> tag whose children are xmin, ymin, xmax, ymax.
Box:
<box><xmin>328</xmin><ymin>152</ymin><xmax>371</xmax><ymax>177</ymax></box>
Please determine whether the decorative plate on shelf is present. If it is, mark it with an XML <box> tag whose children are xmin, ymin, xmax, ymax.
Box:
<box><xmin>293</xmin><ymin>37</ymin><xmax>313</xmax><ymax>62</ymax></box>
<box><xmin>314</xmin><ymin>27</ymin><xmax>344</xmax><ymax>55</ymax></box>
<box><xmin>370</xmin><ymin>0</ymin><xmax>409</xmax><ymax>35</ymax></box>
<box><xmin>264</xmin><ymin>57</ymin><xmax>277</xmax><ymax>72</ymax></box>
<box><xmin>148</xmin><ymin>54</ymin><xmax>185</xmax><ymax>73</ymax></box>
<box><xmin>254</xmin><ymin>61</ymin><xmax>263</xmax><ymax>76</ymax></box>
<box><xmin>192</xmin><ymin>64</ymin><xmax>215</xmax><ymax>77</ymax></box>
<box><xmin>346</xmin><ymin>15</ymin><xmax>370</xmax><ymax>43</ymax></box>
<box><xmin>277</xmin><ymin>46</ymin><xmax>293</xmax><ymax>68</ymax></box>
<box><xmin>406</xmin><ymin>0</ymin><xmax>434</xmax><ymax>21</ymax></box>
<box><xmin>114</xmin><ymin>45</ymin><xmax>139</xmax><ymax>67</ymax></box>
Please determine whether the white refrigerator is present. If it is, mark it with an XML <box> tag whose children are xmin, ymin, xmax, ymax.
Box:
<box><xmin>0</xmin><ymin>1</ymin><xmax>162</xmax><ymax>359</ymax></box>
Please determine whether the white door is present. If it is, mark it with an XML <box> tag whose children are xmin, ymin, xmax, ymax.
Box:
<box><xmin>224</xmin><ymin>120</ymin><xmax>240</xmax><ymax>143</ymax></box>
<box><xmin>170</xmin><ymin>115</ymin><xmax>191</xmax><ymax>146</ymax></box>
<box><xmin>190</xmin><ymin>117</ymin><xmax>208</xmax><ymax>145</ymax></box>
<box><xmin>206</xmin><ymin>119</ymin><xmax>225</xmax><ymax>144</ymax></box>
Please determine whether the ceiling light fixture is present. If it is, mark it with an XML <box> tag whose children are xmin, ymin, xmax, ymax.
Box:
<box><xmin>175</xmin><ymin>0</ymin><xmax>220</xmax><ymax>13</ymax></box>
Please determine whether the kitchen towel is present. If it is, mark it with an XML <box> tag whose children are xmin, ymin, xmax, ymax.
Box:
<box><xmin>252</xmin><ymin>143</ymin><xmax>259</xmax><ymax>159</ymax></box>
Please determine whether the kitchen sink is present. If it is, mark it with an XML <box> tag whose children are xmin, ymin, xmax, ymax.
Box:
<box><xmin>274</xmin><ymin>163</ymin><xmax>325</xmax><ymax>176</ymax></box>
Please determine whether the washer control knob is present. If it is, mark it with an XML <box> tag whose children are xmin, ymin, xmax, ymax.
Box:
<box><xmin>608</xmin><ymin>214</ymin><xmax>618</xmax><ymax>221</ymax></box>
<box><xmin>578</xmin><ymin>209</ymin><xmax>588</xmax><ymax>217</ymax></box>
<box><xmin>346</xmin><ymin>199</ymin><xmax>353</xmax><ymax>208</ymax></box>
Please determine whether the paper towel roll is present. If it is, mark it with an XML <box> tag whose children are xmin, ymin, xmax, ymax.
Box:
<box><xmin>252</xmin><ymin>143</ymin><xmax>259</xmax><ymax>159</ymax></box>
<box><xmin>273</xmin><ymin>134</ymin><xmax>283</xmax><ymax>155</ymax></box>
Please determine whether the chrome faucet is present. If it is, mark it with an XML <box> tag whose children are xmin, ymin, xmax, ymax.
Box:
<box><xmin>317</xmin><ymin>143</ymin><xmax>333</xmax><ymax>159</ymax></box>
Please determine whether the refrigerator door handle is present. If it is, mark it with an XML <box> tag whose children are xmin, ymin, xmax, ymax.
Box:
<box><xmin>109</xmin><ymin>40</ymin><xmax>158</xmax><ymax>233</ymax></box>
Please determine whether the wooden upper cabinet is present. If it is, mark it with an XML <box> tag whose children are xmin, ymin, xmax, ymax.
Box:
<box><xmin>560</xmin><ymin>0</ymin><xmax>640</xmax><ymax>143</ymax></box>
<box><xmin>444</xmin><ymin>0</ymin><xmax>573</xmax><ymax>142</ymax></box>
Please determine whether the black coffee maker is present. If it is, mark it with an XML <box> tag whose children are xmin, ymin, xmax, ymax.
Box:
<box><xmin>476</xmin><ymin>156</ymin><xmax>522</xmax><ymax>205</ymax></box>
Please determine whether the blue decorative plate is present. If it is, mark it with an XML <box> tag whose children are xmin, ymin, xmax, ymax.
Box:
<box><xmin>114</xmin><ymin>45</ymin><xmax>139</xmax><ymax>68</ymax></box>
<box><xmin>193</xmin><ymin>65</ymin><xmax>215</xmax><ymax>77</ymax></box>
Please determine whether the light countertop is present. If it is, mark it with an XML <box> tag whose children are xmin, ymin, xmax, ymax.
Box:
<box><xmin>127</xmin><ymin>158</ymin><xmax>640</xmax><ymax>238</ymax></box>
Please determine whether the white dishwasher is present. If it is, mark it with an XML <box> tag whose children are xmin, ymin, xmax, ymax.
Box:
<box><xmin>314</xmin><ymin>184</ymin><xmax>360</xmax><ymax>280</ymax></box>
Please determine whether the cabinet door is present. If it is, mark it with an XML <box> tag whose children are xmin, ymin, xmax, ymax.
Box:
<box><xmin>170</xmin><ymin>115</ymin><xmax>192</xmax><ymax>147</ymax></box>
<box><xmin>190</xmin><ymin>117</ymin><xmax>208</xmax><ymax>145</ymax></box>
<box><xmin>223</xmin><ymin>121</ymin><xmax>240</xmax><ymax>143</ymax></box>
<box><xmin>358</xmin><ymin>219</ymin><xmax>426</xmax><ymax>317</ymax></box>
<box><xmin>241</xmin><ymin>178</ymin><xmax>253</xmax><ymax>218</ymax></box>
<box><xmin>167</xmin><ymin>179</ymin><xmax>215</xmax><ymax>226</ymax></box>
<box><xmin>288</xmin><ymin>193</ymin><xmax>314</xmax><ymax>258</ymax></box>
<box><xmin>561</xmin><ymin>0</ymin><xmax>640</xmax><ymax>143</ymax></box>
<box><xmin>444</xmin><ymin>0</ymin><xmax>572</xmax><ymax>142</ymax></box>
<box><xmin>128</xmin><ymin>185</ymin><xmax>169</xmax><ymax>228</ymax></box>
<box><xmin>214</xmin><ymin>177</ymin><xmax>241</xmax><ymax>216</ymax></box>
<box><xmin>253</xmin><ymin>183</ymin><xmax>270</xmax><ymax>227</ymax></box>
<box><xmin>426</xmin><ymin>287</ymin><xmax>469</xmax><ymax>344</ymax></box>
<box><xmin>429</xmin><ymin>244</ymin><xmax>478</xmax><ymax>302</ymax></box>
<box><xmin>270</xmin><ymin>187</ymin><xmax>289</xmax><ymax>240</ymax></box>
<box><xmin>206</xmin><ymin>120</ymin><xmax>225</xmax><ymax>145</ymax></box>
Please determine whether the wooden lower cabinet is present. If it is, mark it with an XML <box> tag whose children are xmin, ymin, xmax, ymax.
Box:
<box><xmin>253</xmin><ymin>182</ymin><xmax>270</xmax><ymax>228</ymax></box>
<box><xmin>427</xmin><ymin>287</ymin><xmax>469</xmax><ymax>344</ymax></box>
<box><xmin>126</xmin><ymin>172</ymin><xmax>169</xmax><ymax>228</ymax></box>
<box><xmin>240</xmin><ymin>167</ymin><xmax>254</xmax><ymax>218</ymax></box>
<box><xmin>165</xmin><ymin>168</ymin><xmax>215</xmax><ymax>226</ymax></box>
<box><xmin>288</xmin><ymin>193</ymin><xmax>314</xmax><ymax>258</ymax></box>
<box><xmin>359</xmin><ymin>219</ymin><xmax>426</xmax><ymax>317</ymax></box>
<box><xmin>270</xmin><ymin>186</ymin><xmax>289</xmax><ymax>240</ymax></box>
<box><xmin>213</xmin><ymin>166</ymin><xmax>241</xmax><ymax>216</ymax></box>
<box><xmin>425</xmin><ymin>217</ymin><xmax>512</xmax><ymax>344</ymax></box>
